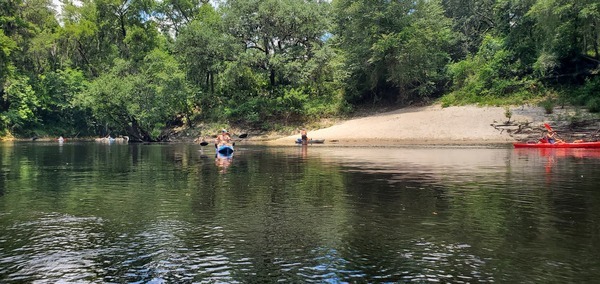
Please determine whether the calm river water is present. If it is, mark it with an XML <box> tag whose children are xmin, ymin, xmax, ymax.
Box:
<box><xmin>1</xmin><ymin>141</ymin><xmax>600</xmax><ymax>283</ymax></box>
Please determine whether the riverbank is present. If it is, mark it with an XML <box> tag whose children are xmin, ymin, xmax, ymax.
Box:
<box><xmin>262</xmin><ymin>104</ymin><xmax>600</xmax><ymax>146</ymax></box>
<box><xmin>3</xmin><ymin>104</ymin><xmax>598</xmax><ymax>145</ymax></box>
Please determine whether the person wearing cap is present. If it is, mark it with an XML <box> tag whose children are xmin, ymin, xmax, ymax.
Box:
<box><xmin>215</xmin><ymin>129</ymin><xmax>232</xmax><ymax>148</ymax></box>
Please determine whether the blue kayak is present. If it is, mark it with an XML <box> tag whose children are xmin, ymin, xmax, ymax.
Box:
<box><xmin>295</xmin><ymin>138</ymin><xmax>325</xmax><ymax>144</ymax></box>
<box><xmin>217</xmin><ymin>145</ymin><xmax>234</xmax><ymax>155</ymax></box>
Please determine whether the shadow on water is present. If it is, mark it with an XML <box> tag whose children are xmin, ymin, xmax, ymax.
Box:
<box><xmin>1</xmin><ymin>142</ymin><xmax>600</xmax><ymax>282</ymax></box>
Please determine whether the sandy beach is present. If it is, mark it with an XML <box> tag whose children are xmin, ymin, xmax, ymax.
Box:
<box><xmin>266</xmin><ymin>104</ymin><xmax>571</xmax><ymax>146</ymax></box>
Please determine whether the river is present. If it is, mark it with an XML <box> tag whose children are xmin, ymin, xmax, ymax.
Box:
<box><xmin>1</xmin><ymin>141</ymin><xmax>599</xmax><ymax>283</ymax></box>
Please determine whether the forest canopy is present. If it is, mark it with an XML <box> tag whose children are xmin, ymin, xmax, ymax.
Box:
<box><xmin>1</xmin><ymin>0</ymin><xmax>599</xmax><ymax>141</ymax></box>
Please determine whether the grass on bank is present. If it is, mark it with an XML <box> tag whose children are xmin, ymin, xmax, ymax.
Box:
<box><xmin>439</xmin><ymin>76</ymin><xmax>600</xmax><ymax>115</ymax></box>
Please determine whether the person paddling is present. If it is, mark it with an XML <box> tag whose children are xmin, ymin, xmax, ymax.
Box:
<box><xmin>543</xmin><ymin>130</ymin><xmax>564</xmax><ymax>144</ymax></box>
<box><xmin>215</xmin><ymin>129</ymin><xmax>232</xmax><ymax>148</ymax></box>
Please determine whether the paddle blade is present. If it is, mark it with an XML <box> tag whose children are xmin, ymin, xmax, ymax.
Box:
<box><xmin>200</xmin><ymin>141</ymin><xmax>209</xmax><ymax>146</ymax></box>
<box><xmin>238</xmin><ymin>133</ymin><xmax>248</xmax><ymax>138</ymax></box>
<box><xmin>544</xmin><ymin>123</ymin><xmax>553</xmax><ymax>132</ymax></box>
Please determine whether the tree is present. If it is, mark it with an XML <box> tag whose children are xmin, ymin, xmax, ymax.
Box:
<box><xmin>1</xmin><ymin>0</ymin><xmax>60</xmax><ymax>135</ymax></box>
<box><xmin>442</xmin><ymin>0</ymin><xmax>497</xmax><ymax>56</ymax></box>
<box><xmin>0</xmin><ymin>76</ymin><xmax>40</xmax><ymax>133</ymax></box>
<box><xmin>216</xmin><ymin>0</ymin><xmax>337</xmax><ymax>124</ymax></box>
<box><xmin>77</xmin><ymin>49</ymin><xmax>190</xmax><ymax>141</ymax></box>
<box><xmin>222</xmin><ymin>0</ymin><xmax>331</xmax><ymax>88</ymax></box>
<box><xmin>59</xmin><ymin>0</ymin><xmax>161</xmax><ymax>76</ymax></box>
<box><xmin>446</xmin><ymin>35</ymin><xmax>525</xmax><ymax>101</ymax></box>
<box><xmin>0</xmin><ymin>30</ymin><xmax>17</xmax><ymax>97</ymax></box>
<box><xmin>527</xmin><ymin>0</ymin><xmax>600</xmax><ymax>72</ymax></box>
<box><xmin>154</xmin><ymin>0</ymin><xmax>206</xmax><ymax>36</ymax></box>
<box><xmin>36</xmin><ymin>68</ymin><xmax>91</xmax><ymax>135</ymax></box>
<box><xmin>334</xmin><ymin>0</ymin><xmax>455</xmax><ymax>104</ymax></box>
<box><xmin>175</xmin><ymin>4</ymin><xmax>233</xmax><ymax>93</ymax></box>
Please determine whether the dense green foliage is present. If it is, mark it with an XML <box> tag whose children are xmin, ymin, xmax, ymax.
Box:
<box><xmin>1</xmin><ymin>0</ymin><xmax>598</xmax><ymax>140</ymax></box>
<box><xmin>334</xmin><ymin>0</ymin><xmax>454</xmax><ymax>104</ymax></box>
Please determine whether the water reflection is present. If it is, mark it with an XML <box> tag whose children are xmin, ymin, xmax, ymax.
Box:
<box><xmin>301</xmin><ymin>144</ymin><xmax>308</xmax><ymax>160</ymax></box>
<box><xmin>1</xmin><ymin>143</ymin><xmax>600</xmax><ymax>282</ymax></box>
<box><xmin>215</xmin><ymin>152</ymin><xmax>234</xmax><ymax>173</ymax></box>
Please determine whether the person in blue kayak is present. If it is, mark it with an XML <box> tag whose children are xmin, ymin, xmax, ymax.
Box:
<box><xmin>215</xmin><ymin>129</ymin><xmax>232</xmax><ymax>148</ymax></box>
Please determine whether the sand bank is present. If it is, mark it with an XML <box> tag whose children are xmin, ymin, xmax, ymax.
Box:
<box><xmin>266</xmin><ymin>104</ymin><xmax>560</xmax><ymax>146</ymax></box>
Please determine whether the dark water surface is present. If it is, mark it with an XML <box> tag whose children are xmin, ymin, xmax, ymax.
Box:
<box><xmin>1</xmin><ymin>142</ymin><xmax>600</xmax><ymax>283</ymax></box>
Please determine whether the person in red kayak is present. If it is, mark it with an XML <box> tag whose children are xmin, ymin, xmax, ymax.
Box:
<box><xmin>544</xmin><ymin>130</ymin><xmax>564</xmax><ymax>144</ymax></box>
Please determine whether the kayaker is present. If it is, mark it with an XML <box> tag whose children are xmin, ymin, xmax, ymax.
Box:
<box><xmin>300</xmin><ymin>128</ymin><xmax>308</xmax><ymax>145</ymax></box>
<box><xmin>544</xmin><ymin>130</ymin><xmax>563</xmax><ymax>144</ymax></box>
<box><xmin>215</xmin><ymin>129</ymin><xmax>232</xmax><ymax>148</ymax></box>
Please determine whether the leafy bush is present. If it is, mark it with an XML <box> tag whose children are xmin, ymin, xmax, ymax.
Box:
<box><xmin>443</xmin><ymin>35</ymin><xmax>542</xmax><ymax>106</ymax></box>
<box><xmin>539</xmin><ymin>99</ymin><xmax>555</xmax><ymax>114</ymax></box>
<box><xmin>587</xmin><ymin>98</ymin><xmax>600</xmax><ymax>113</ymax></box>
<box><xmin>533</xmin><ymin>52</ymin><xmax>559</xmax><ymax>77</ymax></box>
<box><xmin>566</xmin><ymin>77</ymin><xmax>600</xmax><ymax>113</ymax></box>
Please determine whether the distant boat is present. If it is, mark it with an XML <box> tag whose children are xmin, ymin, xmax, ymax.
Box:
<box><xmin>95</xmin><ymin>136</ymin><xmax>129</xmax><ymax>143</ymax></box>
<box><xmin>295</xmin><ymin>138</ymin><xmax>325</xmax><ymax>144</ymax></box>
<box><xmin>95</xmin><ymin>137</ymin><xmax>115</xmax><ymax>143</ymax></box>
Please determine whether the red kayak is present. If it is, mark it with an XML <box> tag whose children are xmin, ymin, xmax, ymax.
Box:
<box><xmin>513</xmin><ymin>141</ymin><xmax>600</xmax><ymax>148</ymax></box>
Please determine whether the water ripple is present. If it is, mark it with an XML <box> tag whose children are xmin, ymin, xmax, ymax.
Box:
<box><xmin>2</xmin><ymin>144</ymin><xmax>600</xmax><ymax>283</ymax></box>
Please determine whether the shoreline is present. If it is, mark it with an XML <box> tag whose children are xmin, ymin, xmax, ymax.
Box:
<box><xmin>258</xmin><ymin>138</ymin><xmax>515</xmax><ymax>147</ymax></box>
<box><xmin>3</xmin><ymin>104</ymin><xmax>598</xmax><ymax>146</ymax></box>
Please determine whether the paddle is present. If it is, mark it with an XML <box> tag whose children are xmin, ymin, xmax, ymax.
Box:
<box><xmin>201</xmin><ymin>133</ymin><xmax>247</xmax><ymax>148</ymax></box>
<box><xmin>231</xmin><ymin>133</ymin><xmax>248</xmax><ymax>146</ymax></box>
<box><xmin>194</xmin><ymin>136</ymin><xmax>209</xmax><ymax>146</ymax></box>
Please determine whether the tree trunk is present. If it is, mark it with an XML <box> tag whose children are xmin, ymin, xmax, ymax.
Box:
<box><xmin>270</xmin><ymin>69</ymin><xmax>275</xmax><ymax>87</ymax></box>
<box><xmin>210</xmin><ymin>71</ymin><xmax>214</xmax><ymax>93</ymax></box>
<box><xmin>125</xmin><ymin>118</ymin><xmax>155</xmax><ymax>142</ymax></box>
<box><xmin>593</xmin><ymin>20</ymin><xmax>599</xmax><ymax>59</ymax></box>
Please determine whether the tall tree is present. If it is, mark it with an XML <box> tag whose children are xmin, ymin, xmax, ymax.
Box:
<box><xmin>334</xmin><ymin>0</ymin><xmax>455</xmax><ymax>104</ymax></box>
<box><xmin>527</xmin><ymin>0</ymin><xmax>600</xmax><ymax>73</ymax></box>
<box><xmin>442</xmin><ymin>0</ymin><xmax>497</xmax><ymax>56</ymax></box>
<box><xmin>222</xmin><ymin>0</ymin><xmax>331</xmax><ymax>88</ymax></box>
<box><xmin>0</xmin><ymin>30</ymin><xmax>16</xmax><ymax>97</ymax></box>
<box><xmin>175</xmin><ymin>4</ymin><xmax>233</xmax><ymax>92</ymax></box>
<box><xmin>154</xmin><ymin>0</ymin><xmax>206</xmax><ymax>36</ymax></box>
<box><xmin>36</xmin><ymin>68</ymin><xmax>91</xmax><ymax>135</ymax></box>
<box><xmin>1</xmin><ymin>0</ymin><xmax>59</xmax><ymax>134</ymax></box>
<box><xmin>59</xmin><ymin>0</ymin><xmax>160</xmax><ymax>76</ymax></box>
<box><xmin>78</xmin><ymin>49</ymin><xmax>190</xmax><ymax>141</ymax></box>
<box><xmin>211</xmin><ymin>0</ymin><xmax>337</xmax><ymax>124</ymax></box>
